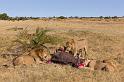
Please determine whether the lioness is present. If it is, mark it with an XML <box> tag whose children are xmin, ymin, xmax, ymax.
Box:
<box><xmin>64</xmin><ymin>38</ymin><xmax>88</xmax><ymax>59</ymax></box>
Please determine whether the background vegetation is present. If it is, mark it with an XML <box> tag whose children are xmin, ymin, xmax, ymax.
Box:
<box><xmin>0</xmin><ymin>12</ymin><xmax>122</xmax><ymax>21</ymax></box>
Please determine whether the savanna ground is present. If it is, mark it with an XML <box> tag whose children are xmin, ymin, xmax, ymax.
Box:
<box><xmin>0</xmin><ymin>18</ymin><xmax>124</xmax><ymax>82</ymax></box>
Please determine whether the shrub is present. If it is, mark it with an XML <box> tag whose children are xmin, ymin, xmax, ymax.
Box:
<box><xmin>57</xmin><ymin>16</ymin><xmax>67</xmax><ymax>19</ymax></box>
<box><xmin>14</xmin><ymin>28</ymin><xmax>64</xmax><ymax>54</ymax></box>
<box><xmin>0</xmin><ymin>13</ymin><xmax>9</xmax><ymax>20</ymax></box>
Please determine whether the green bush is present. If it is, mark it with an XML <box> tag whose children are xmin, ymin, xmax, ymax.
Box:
<box><xmin>15</xmin><ymin>28</ymin><xmax>64</xmax><ymax>54</ymax></box>
<box><xmin>57</xmin><ymin>16</ymin><xmax>67</xmax><ymax>19</ymax></box>
<box><xmin>0</xmin><ymin>13</ymin><xmax>9</xmax><ymax>20</ymax></box>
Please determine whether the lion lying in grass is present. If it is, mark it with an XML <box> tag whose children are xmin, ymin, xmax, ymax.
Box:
<box><xmin>86</xmin><ymin>59</ymin><xmax>117</xmax><ymax>72</ymax></box>
<box><xmin>13</xmin><ymin>53</ymin><xmax>35</xmax><ymax>66</ymax></box>
<box><xmin>13</xmin><ymin>48</ymin><xmax>51</xmax><ymax>66</ymax></box>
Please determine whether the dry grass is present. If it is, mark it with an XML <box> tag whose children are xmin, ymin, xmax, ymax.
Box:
<box><xmin>0</xmin><ymin>64</ymin><xmax>122</xmax><ymax>82</ymax></box>
<box><xmin>0</xmin><ymin>19</ymin><xmax>124</xmax><ymax>82</ymax></box>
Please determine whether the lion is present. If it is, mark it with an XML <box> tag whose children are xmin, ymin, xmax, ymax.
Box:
<box><xmin>104</xmin><ymin>63</ymin><xmax>116</xmax><ymax>72</ymax></box>
<box><xmin>86</xmin><ymin>59</ymin><xmax>117</xmax><ymax>72</ymax></box>
<box><xmin>76</xmin><ymin>38</ymin><xmax>88</xmax><ymax>59</ymax></box>
<box><xmin>13</xmin><ymin>54</ymin><xmax>35</xmax><ymax>66</ymax></box>
<box><xmin>29</xmin><ymin>48</ymin><xmax>51</xmax><ymax>64</ymax></box>
<box><xmin>64</xmin><ymin>38</ymin><xmax>88</xmax><ymax>59</ymax></box>
<box><xmin>102</xmin><ymin>59</ymin><xmax>117</xmax><ymax>72</ymax></box>
<box><xmin>64</xmin><ymin>39</ymin><xmax>76</xmax><ymax>55</ymax></box>
<box><xmin>86</xmin><ymin>59</ymin><xmax>97</xmax><ymax>70</ymax></box>
<box><xmin>12</xmin><ymin>48</ymin><xmax>51</xmax><ymax>66</ymax></box>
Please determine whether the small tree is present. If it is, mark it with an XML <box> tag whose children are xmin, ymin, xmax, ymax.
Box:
<box><xmin>15</xmin><ymin>28</ymin><xmax>55</xmax><ymax>53</ymax></box>
<box><xmin>57</xmin><ymin>16</ymin><xmax>67</xmax><ymax>19</ymax></box>
<box><xmin>99</xmin><ymin>16</ymin><xmax>103</xmax><ymax>19</ymax></box>
<box><xmin>112</xmin><ymin>16</ymin><xmax>118</xmax><ymax>19</ymax></box>
<box><xmin>0</xmin><ymin>13</ymin><xmax>9</xmax><ymax>20</ymax></box>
